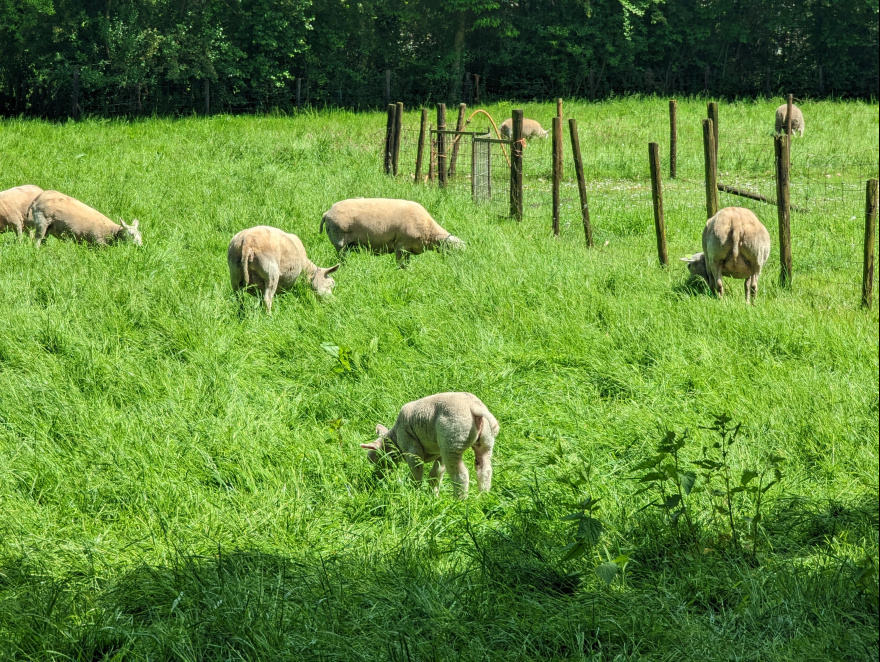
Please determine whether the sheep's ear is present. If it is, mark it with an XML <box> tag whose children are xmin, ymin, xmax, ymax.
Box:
<box><xmin>376</xmin><ymin>424</ymin><xmax>389</xmax><ymax>436</ymax></box>
<box><xmin>131</xmin><ymin>218</ymin><xmax>139</xmax><ymax>229</ymax></box>
<box><xmin>325</xmin><ymin>263</ymin><xmax>340</xmax><ymax>274</ymax></box>
<box><xmin>119</xmin><ymin>218</ymin><xmax>129</xmax><ymax>229</ymax></box>
<box><xmin>360</xmin><ymin>441</ymin><xmax>382</xmax><ymax>451</ymax></box>
<box><xmin>679</xmin><ymin>256</ymin><xmax>692</xmax><ymax>263</ymax></box>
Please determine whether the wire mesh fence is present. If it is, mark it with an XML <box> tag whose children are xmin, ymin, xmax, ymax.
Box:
<box><xmin>381</xmin><ymin>106</ymin><xmax>879</xmax><ymax>308</ymax></box>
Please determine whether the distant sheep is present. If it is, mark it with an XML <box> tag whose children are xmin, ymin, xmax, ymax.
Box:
<box><xmin>26</xmin><ymin>190</ymin><xmax>141</xmax><ymax>247</ymax></box>
<box><xmin>228</xmin><ymin>225</ymin><xmax>339</xmax><ymax>312</ymax></box>
<box><xmin>361</xmin><ymin>392</ymin><xmax>499</xmax><ymax>499</ymax></box>
<box><xmin>0</xmin><ymin>185</ymin><xmax>43</xmax><ymax>236</ymax></box>
<box><xmin>775</xmin><ymin>104</ymin><xmax>805</xmax><ymax>136</ymax></box>
<box><xmin>320</xmin><ymin>198</ymin><xmax>463</xmax><ymax>264</ymax></box>
<box><xmin>499</xmin><ymin>118</ymin><xmax>549</xmax><ymax>139</ymax></box>
<box><xmin>681</xmin><ymin>206</ymin><xmax>771</xmax><ymax>303</ymax></box>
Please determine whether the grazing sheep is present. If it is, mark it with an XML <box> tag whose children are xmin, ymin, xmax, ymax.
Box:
<box><xmin>228</xmin><ymin>225</ymin><xmax>339</xmax><ymax>312</ymax></box>
<box><xmin>361</xmin><ymin>392</ymin><xmax>499</xmax><ymax>499</ymax></box>
<box><xmin>775</xmin><ymin>104</ymin><xmax>805</xmax><ymax>136</ymax></box>
<box><xmin>0</xmin><ymin>185</ymin><xmax>43</xmax><ymax>236</ymax></box>
<box><xmin>681</xmin><ymin>206</ymin><xmax>771</xmax><ymax>303</ymax></box>
<box><xmin>499</xmin><ymin>117</ymin><xmax>549</xmax><ymax>139</ymax></box>
<box><xmin>26</xmin><ymin>190</ymin><xmax>141</xmax><ymax>247</ymax></box>
<box><xmin>320</xmin><ymin>198</ymin><xmax>463</xmax><ymax>264</ymax></box>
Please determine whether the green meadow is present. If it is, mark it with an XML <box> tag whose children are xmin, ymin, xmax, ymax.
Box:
<box><xmin>0</xmin><ymin>98</ymin><xmax>877</xmax><ymax>660</ymax></box>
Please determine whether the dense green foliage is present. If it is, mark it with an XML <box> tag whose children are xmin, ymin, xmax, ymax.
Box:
<box><xmin>1</xmin><ymin>0</ymin><xmax>878</xmax><ymax>117</ymax></box>
<box><xmin>0</xmin><ymin>99</ymin><xmax>877</xmax><ymax>659</ymax></box>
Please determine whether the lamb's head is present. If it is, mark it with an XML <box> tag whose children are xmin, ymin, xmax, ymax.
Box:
<box><xmin>310</xmin><ymin>263</ymin><xmax>340</xmax><ymax>298</ymax></box>
<box><xmin>360</xmin><ymin>424</ymin><xmax>400</xmax><ymax>478</ymax></box>
<box><xmin>441</xmin><ymin>235</ymin><xmax>466</xmax><ymax>252</ymax></box>
<box><xmin>119</xmin><ymin>219</ymin><xmax>142</xmax><ymax>246</ymax></box>
<box><xmin>538</xmin><ymin>129</ymin><xmax>549</xmax><ymax>139</ymax></box>
<box><xmin>680</xmin><ymin>253</ymin><xmax>709</xmax><ymax>282</ymax></box>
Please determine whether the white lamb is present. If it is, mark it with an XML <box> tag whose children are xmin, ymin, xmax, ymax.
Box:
<box><xmin>26</xmin><ymin>190</ymin><xmax>141</xmax><ymax>247</ymax></box>
<box><xmin>361</xmin><ymin>392</ymin><xmax>499</xmax><ymax>499</ymax></box>
<box><xmin>681</xmin><ymin>206</ymin><xmax>771</xmax><ymax>303</ymax></box>
<box><xmin>775</xmin><ymin>104</ymin><xmax>805</xmax><ymax>136</ymax></box>
<box><xmin>499</xmin><ymin>118</ymin><xmax>549</xmax><ymax>139</ymax></box>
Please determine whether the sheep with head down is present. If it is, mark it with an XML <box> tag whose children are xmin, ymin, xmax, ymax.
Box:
<box><xmin>775</xmin><ymin>103</ymin><xmax>805</xmax><ymax>136</ymax></box>
<box><xmin>361</xmin><ymin>392</ymin><xmax>499</xmax><ymax>499</ymax></box>
<box><xmin>26</xmin><ymin>190</ymin><xmax>141</xmax><ymax>247</ymax></box>
<box><xmin>681</xmin><ymin>207</ymin><xmax>771</xmax><ymax>304</ymax></box>
<box><xmin>499</xmin><ymin>117</ymin><xmax>548</xmax><ymax>139</ymax></box>
<box><xmin>320</xmin><ymin>198</ymin><xmax>463</xmax><ymax>265</ymax></box>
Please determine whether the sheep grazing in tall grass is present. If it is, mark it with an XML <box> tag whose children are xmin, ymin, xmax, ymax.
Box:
<box><xmin>0</xmin><ymin>185</ymin><xmax>43</xmax><ymax>236</ymax></box>
<box><xmin>361</xmin><ymin>392</ymin><xmax>499</xmax><ymax>499</ymax></box>
<box><xmin>775</xmin><ymin>104</ymin><xmax>805</xmax><ymax>136</ymax></box>
<box><xmin>681</xmin><ymin>207</ymin><xmax>771</xmax><ymax>303</ymax></box>
<box><xmin>320</xmin><ymin>198</ymin><xmax>463</xmax><ymax>264</ymax></box>
<box><xmin>499</xmin><ymin>117</ymin><xmax>549</xmax><ymax>139</ymax></box>
<box><xmin>228</xmin><ymin>225</ymin><xmax>339</xmax><ymax>312</ymax></box>
<box><xmin>26</xmin><ymin>190</ymin><xmax>141</xmax><ymax>247</ymax></box>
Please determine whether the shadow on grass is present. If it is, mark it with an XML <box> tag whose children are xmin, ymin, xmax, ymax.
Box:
<box><xmin>1</xmin><ymin>505</ymin><xmax>877</xmax><ymax>662</ymax></box>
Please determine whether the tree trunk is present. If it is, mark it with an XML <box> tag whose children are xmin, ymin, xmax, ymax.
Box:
<box><xmin>449</xmin><ymin>13</ymin><xmax>467</xmax><ymax>101</ymax></box>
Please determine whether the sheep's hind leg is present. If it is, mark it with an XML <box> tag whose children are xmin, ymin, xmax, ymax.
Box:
<box><xmin>428</xmin><ymin>459</ymin><xmax>445</xmax><ymax>496</ymax></box>
<box><xmin>443</xmin><ymin>453</ymin><xmax>469</xmax><ymax>499</ymax></box>
<box><xmin>474</xmin><ymin>444</ymin><xmax>493</xmax><ymax>493</ymax></box>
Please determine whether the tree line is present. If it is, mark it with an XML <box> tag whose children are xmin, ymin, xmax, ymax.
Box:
<box><xmin>1</xmin><ymin>0</ymin><xmax>877</xmax><ymax>118</ymax></box>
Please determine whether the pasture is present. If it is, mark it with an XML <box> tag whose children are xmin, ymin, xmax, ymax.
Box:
<box><xmin>0</xmin><ymin>98</ymin><xmax>877</xmax><ymax>661</ymax></box>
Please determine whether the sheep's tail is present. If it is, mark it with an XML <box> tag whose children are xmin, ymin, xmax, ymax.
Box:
<box><xmin>731</xmin><ymin>226</ymin><xmax>741</xmax><ymax>262</ymax></box>
<box><xmin>241</xmin><ymin>245</ymin><xmax>252</xmax><ymax>286</ymax></box>
<box><xmin>319</xmin><ymin>214</ymin><xmax>327</xmax><ymax>235</ymax></box>
<box><xmin>471</xmin><ymin>404</ymin><xmax>499</xmax><ymax>442</ymax></box>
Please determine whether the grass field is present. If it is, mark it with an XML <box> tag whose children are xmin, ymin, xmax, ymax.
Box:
<box><xmin>0</xmin><ymin>97</ymin><xmax>878</xmax><ymax>661</ymax></box>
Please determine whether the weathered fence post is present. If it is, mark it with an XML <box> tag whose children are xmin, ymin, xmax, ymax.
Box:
<box><xmin>589</xmin><ymin>69</ymin><xmax>595</xmax><ymax>101</ymax></box>
<box><xmin>649</xmin><ymin>142</ymin><xmax>667</xmax><ymax>265</ymax></box>
<box><xmin>863</xmin><ymin>178</ymin><xmax>878</xmax><ymax>308</ymax></box>
<box><xmin>556</xmin><ymin>98</ymin><xmax>563</xmax><ymax>118</ymax></box>
<box><xmin>296</xmin><ymin>78</ymin><xmax>302</xmax><ymax>110</ymax></box>
<box><xmin>510</xmin><ymin>109</ymin><xmax>524</xmax><ymax>221</ymax></box>
<box><xmin>474</xmin><ymin>75</ymin><xmax>481</xmax><ymax>105</ymax></box>
<box><xmin>448</xmin><ymin>103</ymin><xmax>466</xmax><ymax>178</ymax></box>
<box><xmin>428</xmin><ymin>124</ymin><xmax>435</xmax><ymax>182</ymax></box>
<box><xmin>669</xmin><ymin>99</ymin><xmax>677</xmax><ymax>179</ymax></box>
<box><xmin>415</xmin><ymin>108</ymin><xmax>429</xmax><ymax>184</ymax></box>
<box><xmin>391</xmin><ymin>102</ymin><xmax>403</xmax><ymax>175</ymax></box>
<box><xmin>702</xmin><ymin>119</ymin><xmax>719</xmax><ymax>218</ymax></box>
<box><xmin>707</xmin><ymin>101</ymin><xmax>719</xmax><ymax>164</ymax></box>
<box><xmin>384</xmin><ymin>103</ymin><xmax>396</xmax><ymax>174</ymax></box>
<box><xmin>786</xmin><ymin>94</ymin><xmax>793</xmax><ymax>137</ymax></box>
<box><xmin>385</xmin><ymin>70</ymin><xmax>391</xmax><ymax>106</ymax></box>
<box><xmin>774</xmin><ymin>134</ymin><xmax>793</xmax><ymax>287</ymax></box>
<box><xmin>471</xmin><ymin>134</ymin><xmax>477</xmax><ymax>199</ymax></box>
<box><xmin>465</xmin><ymin>73</ymin><xmax>472</xmax><ymax>104</ymax></box>
<box><xmin>437</xmin><ymin>103</ymin><xmax>447</xmax><ymax>187</ymax></box>
<box><xmin>71</xmin><ymin>67</ymin><xmax>79</xmax><ymax>119</ymax></box>
<box><xmin>552</xmin><ymin>116</ymin><xmax>562</xmax><ymax>237</ymax></box>
<box><xmin>204</xmin><ymin>80</ymin><xmax>210</xmax><ymax>115</ymax></box>
<box><xmin>569</xmin><ymin>119</ymin><xmax>592</xmax><ymax>247</ymax></box>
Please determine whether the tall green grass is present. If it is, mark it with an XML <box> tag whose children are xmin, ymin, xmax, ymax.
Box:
<box><xmin>0</xmin><ymin>98</ymin><xmax>877</xmax><ymax>660</ymax></box>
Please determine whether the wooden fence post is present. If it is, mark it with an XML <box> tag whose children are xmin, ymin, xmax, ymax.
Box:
<box><xmin>465</xmin><ymin>73</ymin><xmax>472</xmax><ymax>104</ymax></box>
<box><xmin>471</xmin><ymin>134</ymin><xmax>477</xmax><ymax>199</ymax></box>
<box><xmin>391</xmin><ymin>102</ymin><xmax>403</xmax><ymax>175</ymax></box>
<box><xmin>385</xmin><ymin>70</ymin><xmax>391</xmax><ymax>106</ymax></box>
<box><xmin>428</xmin><ymin>124</ymin><xmax>435</xmax><ymax>183</ymax></box>
<box><xmin>707</xmin><ymin>101</ymin><xmax>719</xmax><ymax>164</ymax></box>
<box><xmin>702</xmin><ymin>119</ymin><xmax>719</xmax><ymax>218</ymax></box>
<box><xmin>556</xmin><ymin>98</ymin><xmax>563</xmax><ymax>118</ymax></box>
<box><xmin>774</xmin><ymin>134</ymin><xmax>793</xmax><ymax>287</ymax></box>
<box><xmin>474</xmin><ymin>75</ymin><xmax>481</xmax><ymax>105</ymax></box>
<box><xmin>296</xmin><ymin>78</ymin><xmax>302</xmax><ymax>110</ymax></box>
<box><xmin>569</xmin><ymin>119</ymin><xmax>593</xmax><ymax>247</ymax></box>
<box><xmin>552</xmin><ymin>116</ymin><xmax>562</xmax><ymax>237</ymax></box>
<box><xmin>669</xmin><ymin>99</ymin><xmax>677</xmax><ymax>179</ymax></box>
<box><xmin>437</xmin><ymin>103</ymin><xmax>447</xmax><ymax>187</ymax></box>
<box><xmin>415</xmin><ymin>108</ymin><xmax>428</xmax><ymax>183</ymax></box>
<box><xmin>384</xmin><ymin>103</ymin><xmax>396</xmax><ymax>174</ymax></box>
<box><xmin>510</xmin><ymin>109</ymin><xmax>524</xmax><ymax>221</ymax></box>
<box><xmin>649</xmin><ymin>142</ymin><xmax>667</xmax><ymax>265</ymax></box>
<box><xmin>589</xmin><ymin>68</ymin><xmax>595</xmax><ymax>101</ymax></box>
<box><xmin>71</xmin><ymin>67</ymin><xmax>79</xmax><ymax>119</ymax></box>
<box><xmin>448</xmin><ymin>103</ymin><xmax>466</xmax><ymax>178</ymax></box>
<box><xmin>786</xmin><ymin>94</ymin><xmax>793</xmax><ymax>137</ymax></box>
<box><xmin>204</xmin><ymin>80</ymin><xmax>210</xmax><ymax>115</ymax></box>
<box><xmin>863</xmin><ymin>178</ymin><xmax>878</xmax><ymax>308</ymax></box>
